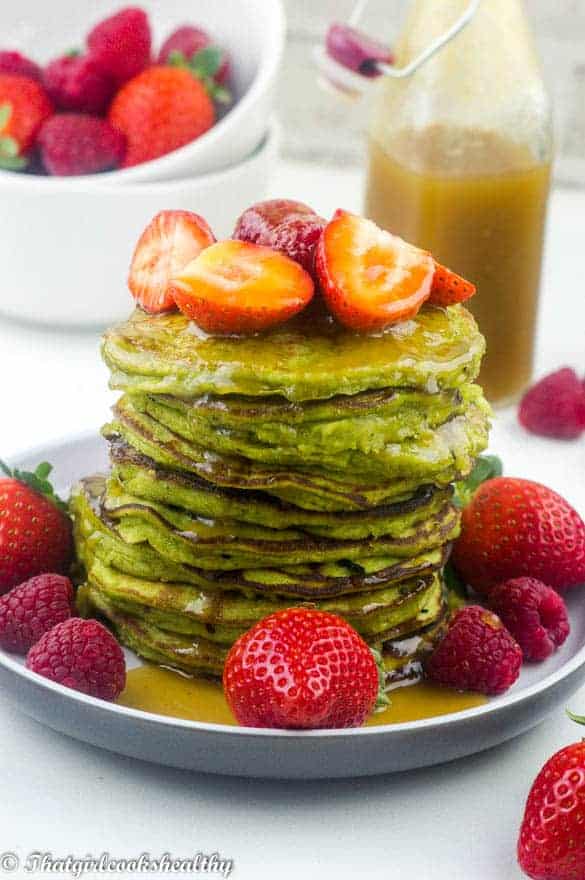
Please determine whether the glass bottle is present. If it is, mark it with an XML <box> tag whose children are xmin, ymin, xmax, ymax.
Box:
<box><xmin>364</xmin><ymin>0</ymin><xmax>553</xmax><ymax>405</ymax></box>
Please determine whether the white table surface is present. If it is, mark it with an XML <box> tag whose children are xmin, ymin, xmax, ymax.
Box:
<box><xmin>1</xmin><ymin>160</ymin><xmax>585</xmax><ymax>880</ymax></box>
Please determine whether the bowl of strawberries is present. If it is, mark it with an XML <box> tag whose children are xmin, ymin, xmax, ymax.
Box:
<box><xmin>0</xmin><ymin>0</ymin><xmax>284</xmax><ymax>181</ymax></box>
<box><xmin>0</xmin><ymin>1</ymin><xmax>283</xmax><ymax>326</ymax></box>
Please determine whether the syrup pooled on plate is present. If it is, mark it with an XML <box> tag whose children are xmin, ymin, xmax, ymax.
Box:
<box><xmin>118</xmin><ymin>665</ymin><xmax>486</xmax><ymax>727</ymax></box>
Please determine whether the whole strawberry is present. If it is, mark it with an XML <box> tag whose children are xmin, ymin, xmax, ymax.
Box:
<box><xmin>0</xmin><ymin>51</ymin><xmax>42</xmax><ymax>81</ymax></box>
<box><xmin>87</xmin><ymin>7</ymin><xmax>151</xmax><ymax>85</ymax></box>
<box><xmin>425</xmin><ymin>605</ymin><xmax>522</xmax><ymax>695</ymax></box>
<box><xmin>38</xmin><ymin>114</ymin><xmax>126</xmax><ymax>176</ymax></box>
<box><xmin>0</xmin><ymin>460</ymin><xmax>73</xmax><ymax>593</ymax></box>
<box><xmin>26</xmin><ymin>617</ymin><xmax>126</xmax><ymax>701</ymax></box>
<box><xmin>108</xmin><ymin>66</ymin><xmax>214</xmax><ymax>168</ymax></box>
<box><xmin>452</xmin><ymin>477</ymin><xmax>585</xmax><ymax>595</ymax></box>
<box><xmin>43</xmin><ymin>53</ymin><xmax>115</xmax><ymax>115</ymax></box>
<box><xmin>518</xmin><ymin>735</ymin><xmax>585</xmax><ymax>880</ymax></box>
<box><xmin>489</xmin><ymin>577</ymin><xmax>570</xmax><ymax>662</ymax></box>
<box><xmin>0</xmin><ymin>573</ymin><xmax>74</xmax><ymax>654</ymax></box>
<box><xmin>519</xmin><ymin>367</ymin><xmax>585</xmax><ymax>440</ymax></box>
<box><xmin>158</xmin><ymin>26</ymin><xmax>231</xmax><ymax>85</ymax></box>
<box><xmin>0</xmin><ymin>74</ymin><xmax>53</xmax><ymax>169</ymax></box>
<box><xmin>223</xmin><ymin>608</ymin><xmax>381</xmax><ymax>729</ymax></box>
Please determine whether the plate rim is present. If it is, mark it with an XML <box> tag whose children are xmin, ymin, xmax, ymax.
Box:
<box><xmin>5</xmin><ymin>429</ymin><xmax>585</xmax><ymax>741</ymax></box>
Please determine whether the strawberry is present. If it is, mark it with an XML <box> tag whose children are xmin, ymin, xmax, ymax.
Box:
<box><xmin>518</xmin><ymin>727</ymin><xmax>585</xmax><ymax>880</ymax></box>
<box><xmin>108</xmin><ymin>66</ymin><xmax>214</xmax><ymax>168</ymax></box>
<box><xmin>170</xmin><ymin>240</ymin><xmax>314</xmax><ymax>334</ymax></box>
<box><xmin>86</xmin><ymin>7</ymin><xmax>151</xmax><ymax>85</ymax></box>
<box><xmin>158</xmin><ymin>26</ymin><xmax>231</xmax><ymax>86</ymax></box>
<box><xmin>38</xmin><ymin>114</ymin><xmax>126</xmax><ymax>176</ymax></box>
<box><xmin>233</xmin><ymin>199</ymin><xmax>318</xmax><ymax>245</ymax></box>
<box><xmin>128</xmin><ymin>210</ymin><xmax>215</xmax><ymax>314</ymax></box>
<box><xmin>43</xmin><ymin>53</ymin><xmax>115</xmax><ymax>115</ymax></box>
<box><xmin>316</xmin><ymin>209</ymin><xmax>435</xmax><ymax>331</ymax></box>
<box><xmin>452</xmin><ymin>477</ymin><xmax>585</xmax><ymax>595</ymax></box>
<box><xmin>0</xmin><ymin>460</ymin><xmax>73</xmax><ymax>594</ymax></box>
<box><xmin>0</xmin><ymin>74</ymin><xmax>53</xmax><ymax>169</ymax></box>
<box><xmin>223</xmin><ymin>608</ymin><xmax>382</xmax><ymax>729</ymax></box>
<box><xmin>428</xmin><ymin>262</ymin><xmax>476</xmax><ymax>306</ymax></box>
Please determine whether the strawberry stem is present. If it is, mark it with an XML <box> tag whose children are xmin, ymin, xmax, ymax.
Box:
<box><xmin>370</xmin><ymin>647</ymin><xmax>391</xmax><ymax>711</ymax></box>
<box><xmin>0</xmin><ymin>459</ymin><xmax>69</xmax><ymax>514</ymax></box>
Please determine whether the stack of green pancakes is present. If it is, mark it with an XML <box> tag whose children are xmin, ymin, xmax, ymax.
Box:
<box><xmin>71</xmin><ymin>302</ymin><xmax>490</xmax><ymax>683</ymax></box>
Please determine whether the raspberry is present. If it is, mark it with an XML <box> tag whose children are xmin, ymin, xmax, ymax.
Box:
<box><xmin>87</xmin><ymin>7</ymin><xmax>151</xmax><ymax>85</ymax></box>
<box><xmin>38</xmin><ymin>114</ymin><xmax>125</xmax><ymax>176</ymax></box>
<box><xmin>268</xmin><ymin>215</ymin><xmax>327</xmax><ymax>275</ymax></box>
<box><xmin>43</xmin><ymin>54</ymin><xmax>115</xmax><ymax>115</ymax></box>
<box><xmin>0</xmin><ymin>574</ymin><xmax>74</xmax><ymax>653</ymax></box>
<box><xmin>26</xmin><ymin>618</ymin><xmax>126</xmax><ymax>701</ymax></box>
<box><xmin>488</xmin><ymin>577</ymin><xmax>570</xmax><ymax>662</ymax></box>
<box><xmin>0</xmin><ymin>51</ymin><xmax>42</xmax><ymax>81</ymax></box>
<box><xmin>425</xmin><ymin>605</ymin><xmax>522</xmax><ymax>695</ymax></box>
<box><xmin>519</xmin><ymin>367</ymin><xmax>585</xmax><ymax>440</ymax></box>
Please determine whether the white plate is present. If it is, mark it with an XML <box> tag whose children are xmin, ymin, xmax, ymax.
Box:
<box><xmin>1</xmin><ymin>433</ymin><xmax>585</xmax><ymax>779</ymax></box>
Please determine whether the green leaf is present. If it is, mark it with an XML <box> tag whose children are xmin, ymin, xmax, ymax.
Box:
<box><xmin>191</xmin><ymin>45</ymin><xmax>222</xmax><ymax>79</ymax></box>
<box><xmin>0</xmin><ymin>154</ymin><xmax>27</xmax><ymax>171</ymax></box>
<box><xmin>444</xmin><ymin>562</ymin><xmax>468</xmax><ymax>608</ymax></box>
<box><xmin>0</xmin><ymin>103</ymin><xmax>12</xmax><ymax>130</ymax></box>
<box><xmin>454</xmin><ymin>454</ymin><xmax>503</xmax><ymax>508</ymax></box>
<box><xmin>567</xmin><ymin>709</ymin><xmax>585</xmax><ymax>726</ymax></box>
<box><xmin>167</xmin><ymin>49</ymin><xmax>189</xmax><ymax>70</ymax></box>
<box><xmin>0</xmin><ymin>136</ymin><xmax>19</xmax><ymax>158</ymax></box>
<box><xmin>0</xmin><ymin>458</ymin><xmax>69</xmax><ymax>513</ymax></box>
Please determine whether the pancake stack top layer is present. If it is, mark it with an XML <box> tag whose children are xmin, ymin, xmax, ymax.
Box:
<box><xmin>71</xmin><ymin>303</ymin><xmax>490</xmax><ymax>682</ymax></box>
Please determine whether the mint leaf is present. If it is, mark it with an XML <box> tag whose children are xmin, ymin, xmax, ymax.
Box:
<box><xmin>454</xmin><ymin>454</ymin><xmax>503</xmax><ymax>508</ymax></box>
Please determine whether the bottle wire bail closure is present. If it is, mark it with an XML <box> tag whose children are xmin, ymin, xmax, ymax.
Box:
<box><xmin>315</xmin><ymin>0</ymin><xmax>481</xmax><ymax>98</ymax></box>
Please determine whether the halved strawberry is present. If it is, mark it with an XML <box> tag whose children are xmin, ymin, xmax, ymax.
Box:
<box><xmin>316</xmin><ymin>210</ymin><xmax>435</xmax><ymax>332</ymax></box>
<box><xmin>170</xmin><ymin>240</ymin><xmax>314</xmax><ymax>334</ymax></box>
<box><xmin>428</xmin><ymin>262</ymin><xmax>476</xmax><ymax>306</ymax></box>
<box><xmin>128</xmin><ymin>210</ymin><xmax>216</xmax><ymax>314</ymax></box>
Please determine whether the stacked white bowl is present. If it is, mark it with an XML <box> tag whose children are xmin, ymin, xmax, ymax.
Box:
<box><xmin>0</xmin><ymin>0</ymin><xmax>285</xmax><ymax>326</ymax></box>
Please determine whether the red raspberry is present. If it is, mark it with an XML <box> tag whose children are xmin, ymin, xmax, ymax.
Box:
<box><xmin>87</xmin><ymin>7</ymin><xmax>152</xmax><ymax>85</ymax></box>
<box><xmin>488</xmin><ymin>577</ymin><xmax>570</xmax><ymax>662</ymax></box>
<box><xmin>268</xmin><ymin>215</ymin><xmax>327</xmax><ymax>276</ymax></box>
<box><xmin>425</xmin><ymin>605</ymin><xmax>522</xmax><ymax>695</ymax></box>
<box><xmin>38</xmin><ymin>114</ymin><xmax>125</xmax><ymax>176</ymax></box>
<box><xmin>519</xmin><ymin>367</ymin><xmax>585</xmax><ymax>440</ymax></box>
<box><xmin>0</xmin><ymin>574</ymin><xmax>74</xmax><ymax>654</ymax></box>
<box><xmin>26</xmin><ymin>618</ymin><xmax>126</xmax><ymax>701</ymax></box>
<box><xmin>158</xmin><ymin>26</ymin><xmax>230</xmax><ymax>85</ymax></box>
<box><xmin>0</xmin><ymin>51</ymin><xmax>42</xmax><ymax>81</ymax></box>
<box><xmin>43</xmin><ymin>54</ymin><xmax>115</xmax><ymax>115</ymax></box>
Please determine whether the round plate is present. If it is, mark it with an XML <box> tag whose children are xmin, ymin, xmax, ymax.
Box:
<box><xmin>1</xmin><ymin>433</ymin><xmax>585</xmax><ymax>780</ymax></box>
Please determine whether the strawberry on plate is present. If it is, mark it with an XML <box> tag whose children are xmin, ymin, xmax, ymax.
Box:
<box><xmin>518</xmin><ymin>723</ymin><xmax>585</xmax><ymax>880</ymax></box>
<box><xmin>428</xmin><ymin>262</ymin><xmax>476</xmax><ymax>306</ymax></box>
<box><xmin>0</xmin><ymin>74</ymin><xmax>53</xmax><ymax>169</ymax></box>
<box><xmin>452</xmin><ymin>477</ymin><xmax>585</xmax><ymax>595</ymax></box>
<box><xmin>316</xmin><ymin>209</ymin><xmax>435</xmax><ymax>331</ymax></box>
<box><xmin>223</xmin><ymin>608</ymin><xmax>381</xmax><ymax>729</ymax></box>
<box><xmin>128</xmin><ymin>210</ymin><xmax>216</xmax><ymax>314</ymax></box>
<box><xmin>108</xmin><ymin>66</ymin><xmax>215</xmax><ymax>169</ymax></box>
<box><xmin>170</xmin><ymin>239</ymin><xmax>314</xmax><ymax>334</ymax></box>
<box><xmin>0</xmin><ymin>460</ymin><xmax>73</xmax><ymax>594</ymax></box>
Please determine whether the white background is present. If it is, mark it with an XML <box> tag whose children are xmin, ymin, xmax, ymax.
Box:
<box><xmin>1</xmin><ymin>162</ymin><xmax>584</xmax><ymax>880</ymax></box>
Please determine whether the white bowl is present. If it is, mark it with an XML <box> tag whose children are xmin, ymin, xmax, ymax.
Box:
<box><xmin>1</xmin><ymin>0</ymin><xmax>285</xmax><ymax>183</ymax></box>
<box><xmin>0</xmin><ymin>122</ymin><xmax>279</xmax><ymax>328</ymax></box>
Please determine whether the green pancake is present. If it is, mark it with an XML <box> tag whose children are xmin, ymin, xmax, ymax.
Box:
<box><xmin>72</xmin><ymin>476</ymin><xmax>450</xmax><ymax>599</ymax></box>
<box><xmin>130</xmin><ymin>384</ymin><xmax>489</xmax><ymax>479</ymax></box>
<box><xmin>103</xmin><ymin>304</ymin><xmax>485</xmax><ymax>401</ymax></box>
<box><xmin>104</xmin><ymin>392</ymin><xmax>488</xmax><ymax>509</ymax></box>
